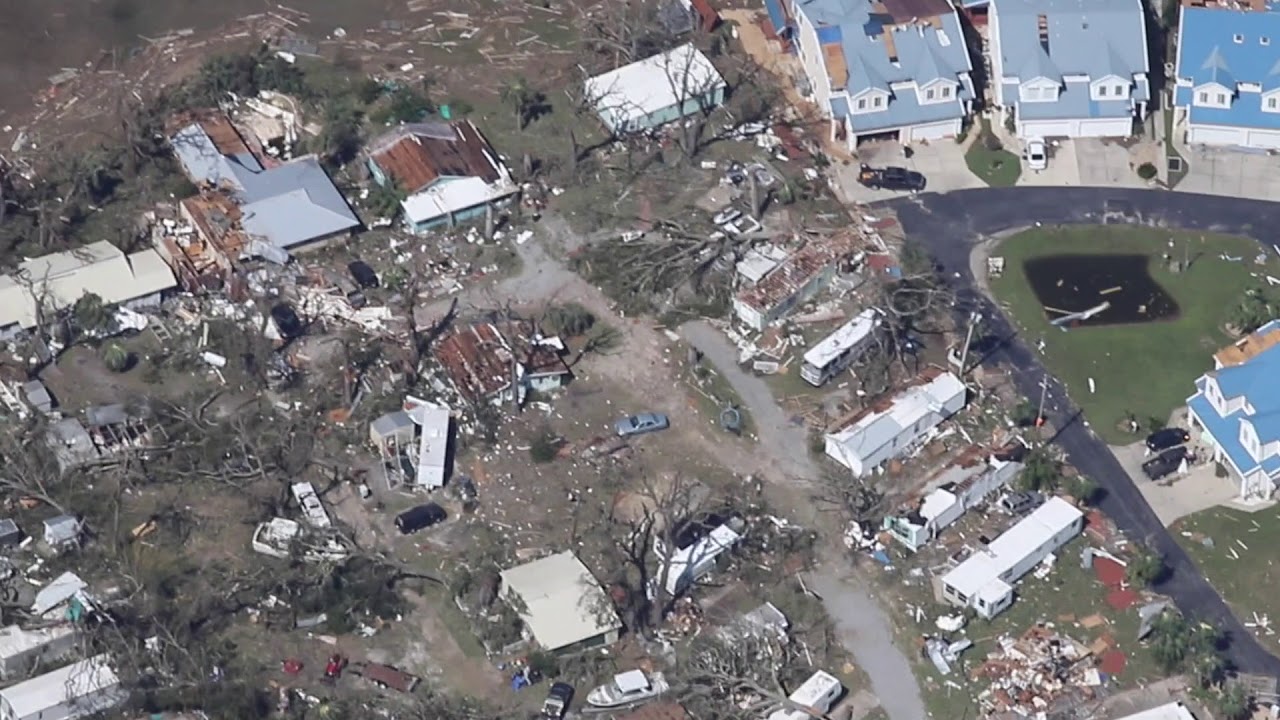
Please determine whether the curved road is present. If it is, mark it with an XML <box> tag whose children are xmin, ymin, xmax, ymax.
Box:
<box><xmin>888</xmin><ymin>187</ymin><xmax>1280</xmax><ymax>675</ymax></box>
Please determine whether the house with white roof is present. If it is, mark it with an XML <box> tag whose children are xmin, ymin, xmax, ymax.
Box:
<box><xmin>989</xmin><ymin>0</ymin><xmax>1150</xmax><ymax>139</ymax></box>
<box><xmin>499</xmin><ymin>551</ymin><xmax>621</xmax><ymax>654</ymax></box>
<box><xmin>585</xmin><ymin>43</ymin><xmax>727</xmax><ymax>135</ymax></box>
<box><xmin>1173</xmin><ymin>0</ymin><xmax>1280</xmax><ymax>149</ymax></box>
<box><xmin>1186</xmin><ymin>319</ymin><xmax>1280</xmax><ymax>501</ymax></box>
<box><xmin>0</xmin><ymin>654</ymin><xmax>125</xmax><ymax>720</ymax></box>
<box><xmin>0</xmin><ymin>241</ymin><xmax>176</xmax><ymax>339</ymax></box>
<box><xmin>940</xmin><ymin>497</ymin><xmax>1084</xmax><ymax>618</ymax></box>
<box><xmin>785</xmin><ymin>0</ymin><xmax>975</xmax><ymax>146</ymax></box>
<box><xmin>824</xmin><ymin>369</ymin><xmax>967</xmax><ymax>476</ymax></box>
<box><xmin>366</xmin><ymin>121</ymin><xmax>518</xmax><ymax>234</ymax></box>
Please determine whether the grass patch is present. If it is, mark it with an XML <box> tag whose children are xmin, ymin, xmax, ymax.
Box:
<box><xmin>687</xmin><ymin>361</ymin><xmax>756</xmax><ymax>438</ymax></box>
<box><xmin>1173</xmin><ymin>506</ymin><xmax>1280</xmax><ymax>633</ymax></box>
<box><xmin>989</xmin><ymin>226</ymin><xmax>1277</xmax><ymax>444</ymax></box>
<box><xmin>965</xmin><ymin>118</ymin><xmax>1021</xmax><ymax>187</ymax></box>
<box><xmin>422</xmin><ymin>583</ymin><xmax>488</xmax><ymax>659</ymax></box>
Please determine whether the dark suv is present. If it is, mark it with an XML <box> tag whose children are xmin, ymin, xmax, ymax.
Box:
<box><xmin>1145</xmin><ymin>427</ymin><xmax>1190</xmax><ymax>453</ymax></box>
<box><xmin>858</xmin><ymin>164</ymin><xmax>927</xmax><ymax>192</ymax></box>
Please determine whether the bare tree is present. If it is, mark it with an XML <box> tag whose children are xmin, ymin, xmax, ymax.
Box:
<box><xmin>677</xmin><ymin>632</ymin><xmax>823</xmax><ymax>720</ymax></box>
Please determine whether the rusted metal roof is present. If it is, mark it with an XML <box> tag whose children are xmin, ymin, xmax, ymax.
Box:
<box><xmin>368</xmin><ymin>120</ymin><xmax>502</xmax><ymax>194</ymax></box>
<box><xmin>881</xmin><ymin>0</ymin><xmax>951</xmax><ymax>22</ymax></box>
<box><xmin>434</xmin><ymin>323</ymin><xmax>516</xmax><ymax>401</ymax></box>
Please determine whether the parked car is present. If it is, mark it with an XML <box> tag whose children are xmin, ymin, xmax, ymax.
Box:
<box><xmin>1143</xmin><ymin>446</ymin><xmax>1190</xmax><ymax>481</ymax></box>
<box><xmin>351</xmin><ymin>662</ymin><xmax>420</xmax><ymax>693</ymax></box>
<box><xmin>542</xmin><ymin>682</ymin><xmax>575</xmax><ymax>719</ymax></box>
<box><xmin>1146</xmin><ymin>427</ymin><xmax>1191</xmax><ymax>453</ymax></box>
<box><xmin>394</xmin><ymin>503</ymin><xmax>447</xmax><ymax>534</ymax></box>
<box><xmin>998</xmin><ymin>490</ymin><xmax>1044</xmax><ymax>516</ymax></box>
<box><xmin>857</xmin><ymin>165</ymin><xmax>926</xmax><ymax>192</ymax></box>
<box><xmin>270</xmin><ymin>303</ymin><xmax>304</xmax><ymax>339</ymax></box>
<box><xmin>614</xmin><ymin>412</ymin><xmax>670</xmax><ymax>437</ymax></box>
<box><xmin>348</xmin><ymin>259</ymin><xmax>380</xmax><ymax>289</ymax></box>
<box><xmin>1024</xmin><ymin>138</ymin><xmax>1048</xmax><ymax>171</ymax></box>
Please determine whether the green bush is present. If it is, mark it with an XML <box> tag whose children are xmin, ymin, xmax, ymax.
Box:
<box><xmin>529</xmin><ymin>427</ymin><xmax>561</xmax><ymax>463</ymax></box>
<box><xmin>1137</xmin><ymin>162</ymin><xmax>1158</xmax><ymax>180</ymax></box>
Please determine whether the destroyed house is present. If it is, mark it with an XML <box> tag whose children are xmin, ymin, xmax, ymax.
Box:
<box><xmin>0</xmin><ymin>241</ymin><xmax>176</xmax><ymax>339</ymax></box>
<box><xmin>433</xmin><ymin>323</ymin><xmax>571</xmax><ymax>405</ymax></box>
<box><xmin>824</xmin><ymin>369</ymin><xmax>967</xmax><ymax>476</ymax></box>
<box><xmin>152</xmin><ymin>194</ymin><xmax>246</xmax><ymax>292</ymax></box>
<box><xmin>940</xmin><ymin>497</ymin><xmax>1084</xmax><ymax>618</ymax></box>
<box><xmin>0</xmin><ymin>625</ymin><xmax>79</xmax><ymax>680</ymax></box>
<box><xmin>732</xmin><ymin>235</ymin><xmax>855</xmax><ymax>331</ymax></box>
<box><xmin>169</xmin><ymin>114</ymin><xmax>360</xmax><ymax>259</ymax></box>
<box><xmin>883</xmin><ymin>449</ymin><xmax>1022</xmax><ymax>551</ymax></box>
<box><xmin>366</xmin><ymin>120</ymin><xmax>518</xmax><ymax>234</ymax></box>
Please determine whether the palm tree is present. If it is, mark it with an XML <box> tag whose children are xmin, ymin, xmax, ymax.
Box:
<box><xmin>102</xmin><ymin>342</ymin><xmax>131</xmax><ymax>373</ymax></box>
<box><xmin>500</xmin><ymin>76</ymin><xmax>543</xmax><ymax>131</ymax></box>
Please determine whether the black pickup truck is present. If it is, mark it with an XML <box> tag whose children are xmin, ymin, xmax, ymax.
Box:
<box><xmin>858</xmin><ymin>164</ymin><xmax>927</xmax><ymax>192</ymax></box>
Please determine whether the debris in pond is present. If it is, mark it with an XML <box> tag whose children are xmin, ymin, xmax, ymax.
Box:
<box><xmin>1100</xmin><ymin>286</ymin><xmax>1122</xmax><ymax>295</ymax></box>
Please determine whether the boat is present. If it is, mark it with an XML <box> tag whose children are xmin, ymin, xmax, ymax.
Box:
<box><xmin>585</xmin><ymin>670</ymin><xmax>669</xmax><ymax>708</ymax></box>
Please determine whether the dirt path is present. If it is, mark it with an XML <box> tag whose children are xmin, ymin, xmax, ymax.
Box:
<box><xmin>431</xmin><ymin>221</ymin><xmax>922</xmax><ymax>720</ymax></box>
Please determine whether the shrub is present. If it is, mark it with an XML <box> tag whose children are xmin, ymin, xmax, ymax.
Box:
<box><xmin>529</xmin><ymin>426</ymin><xmax>561</xmax><ymax>463</ymax></box>
<box><xmin>982</xmin><ymin>132</ymin><xmax>1003</xmax><ymax>152</ymax></box>
<box><xmin>1137</xmin><ymin>162</ymin><xmax>1158</xmax><ymax>180</ymax></box>
<box><xmin>102</xmin><ymin>343</ymin><xmax>133</xmax><ymax>373</ymax></box>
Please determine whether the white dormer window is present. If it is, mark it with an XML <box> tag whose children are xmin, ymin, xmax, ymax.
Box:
<box><xmin>1098</xmin><ymin>85</ymin><xmax>1108</xmax><ymax>97</ymax></box>
<box><xmin>873</xmin><ymin>95</ymin><xmax>884</xmax><ymax>108</ymax></box>
<box><xmin>1114</xmin><ymin>85</ymin><xmax>1125</xmax><ymax>96</ymax></box>
<box><xmin>926</xmin><ymin>88</ymin><xmax>936</xmax><ymax>100</ymax></box>
<box><xmin>1267</xmin><ymin>96</ymin><xmax>1280</xmax><ymax>112</ymax></box>
<box><xmin>941</xmin><ymin>85</ymin><xmax>952</xmax><ymax>98</ymax></box>
<box><xmin>857</xmin><ymin>98</ymin><xmax>868</xmax><ymax>110</ymax></box>
<box><xmin>1218</xmin><ymin>92</ymin><xmax>1228</xmax><ymax>104</ymax></box>
<box><xmin>1198</xmin><ymin>91</ymin><xmax>1209</xmax><ymax>103</ymax></box>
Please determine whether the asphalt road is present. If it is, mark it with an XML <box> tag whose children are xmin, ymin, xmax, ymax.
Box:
<box><xmin>888</xmin><ymin>187</ymin><xmax>1280</xmax><ymax>676</ymax></box>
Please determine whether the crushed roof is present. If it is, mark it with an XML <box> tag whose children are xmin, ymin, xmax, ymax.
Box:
<box><xmin>170</xmin><ymin>118</ymin><xmax>360</xmax><ymax>250</ymax></box>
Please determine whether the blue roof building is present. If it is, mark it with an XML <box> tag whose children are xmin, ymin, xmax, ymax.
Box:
<box><xmin>171</xmin><ymin>118</ymin><xmax>361</xmax><ymax>259</ymax></box>
<box><xmin>785</xmin><ymin>0</ymin><xmax>975</xmax><ymax>145</ymax></box>
<box><xmin>1173</xmin><ymin>2</ymin><xmax>1280</xmax><ymax>149</ymax></box>
<box><xmin>989</xmin><ymin>0</ymin><xmax>1150</xmax><ymax>139</ymax></box>
<box><xmin>1186</xmin><ymin>319</ymin><xmax>1280</xmax><ymax>502</ymax></box>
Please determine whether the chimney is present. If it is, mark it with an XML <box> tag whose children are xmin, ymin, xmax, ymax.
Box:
<box><xmin>1037</xmin><ymin>14</ymin><xmax>1050</xmax><ymax>52</ymax></box>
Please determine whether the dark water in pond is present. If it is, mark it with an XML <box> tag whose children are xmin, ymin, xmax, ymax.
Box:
<box><xmin>1022</xmin><ymin>254</ymin><xmax>1180</xmax><ymax>326</ymax></box>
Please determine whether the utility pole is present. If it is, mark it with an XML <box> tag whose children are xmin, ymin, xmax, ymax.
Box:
<box><xmin>956</xmin><ymin>311</ymin><xmax>981</xmax><ymax>375</ymax></box>
<box><xmin>1036</xmin><ymin>373</ymin><xmax>1049</xmax><ymax>428</ymax></box>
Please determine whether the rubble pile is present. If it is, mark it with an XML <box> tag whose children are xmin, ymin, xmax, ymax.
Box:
<box><xmin>973</xmin><ymin>625</ymin><xmax>1102</xmax><ymax>716</ymax></box>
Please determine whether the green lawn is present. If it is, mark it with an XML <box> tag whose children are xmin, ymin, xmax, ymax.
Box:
<box><xmin>1173</xmin><ymin>506</ymin><xmax>1280</xmax><ymax>633</ymax></box>
<box><xmin>989</xmin><ymin>226</ymin><xmax>1278</xmax><ymax>444</ymax></box>
<box><xmin>965</xmin><ymin>118</ymin><xmax>1022</xmax><ymax>187</ymax></box>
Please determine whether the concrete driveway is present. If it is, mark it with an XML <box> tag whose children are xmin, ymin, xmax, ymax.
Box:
<box><xmin>1111</xmin><ymin>441</ymin><xmax>1238</xmax><ymax>526</ymax></box>
<box><xmin>1017</xmin><ymin>139</ymin><xmax>1081</xmax><ymax>186</ymax></box>
<box><xmin>834</xmin><ymin>139</ymin><xmax>984</xmax><ymax>204</ymax></box>
<box><xmin>1073</xmin><ymin>139</ymin><xmax>1151</xmax><ymax>188</ymax></box>
<box><xmin>1177</xmin><ymin>145</ymin><xmax>1280</xmax><ymax>201</ymax></box>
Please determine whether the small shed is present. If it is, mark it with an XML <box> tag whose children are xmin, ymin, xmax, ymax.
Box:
<box><xmin>370</xmin><ymin>411</ymin><xmax>415</xmax><ymax>449</ymax></box>
<box><xmin>41</xmin><ymin>515</ymin><xmax>82</xmax><ymax>548</ymax></box>
<box><xmin>0</xmin><ymin>519</ymin><xmax>22</xmax><ymax>547</ymax></box>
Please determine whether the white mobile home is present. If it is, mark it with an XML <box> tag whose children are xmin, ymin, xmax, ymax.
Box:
<box><xmin>825</xmin><ymin>370</ymin><xmax>967</xmax><ymax>476</ymax></box>
<box><xmin>766</xmin><ymin>670</ymin><xmax>843</xmax><ymax>720</ymax></box>
<box><xmin>801</xmin><ymin>308</ymin><xmax>883</xmax><ymax>387</ymax></box>
<box><xmin>883</xmin><ymin>454</ymin><xmax>1023</xmax><ymax>552</ymax></box>
<box><xmin>0</xmin><ymin>654</ymin><xmax>126</xmax><ymax>720</ymax></box>
<box><xmin>658</xmin><ymin>520</ymin><xmax>744</xmax><ymax>596</ymax></box>
<box><xmin>0</xmin><ymin>625</ymin><xmax>79</xmax><ymax>680</ymax></box>
<box><xmin>413</xmin><ymin>406</ymin><xmax>451</xmax><ymax>490</ymax></box>
<box><xmin>290</xmin><ymin>482</ymin><xmax>332</xmax><ymax>529</ymax></box>
<box><xmin>940</xmin><ymin>497</ymin><xmax>1084</xmax><ymax>618</ymax></box>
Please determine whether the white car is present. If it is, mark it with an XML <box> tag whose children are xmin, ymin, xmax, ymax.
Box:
<box><xmin>1025</xmin><ymin>138</ymin><xmax>1048</xmax><ymax>171</ymax></box>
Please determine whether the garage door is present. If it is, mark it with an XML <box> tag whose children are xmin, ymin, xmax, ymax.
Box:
<box><xmin>1019</xmin><ymin>119</ymin><xmax>1074</xmax><ymax>138</ymax></box>
<box><xmin>906</xmin><ymin>119</ymin><xmax>957</xmax><ymax>143</ymax></box>
<box><xmin>1246</xmin><ymin>129</ymin><xmax>1280</xmax><ymax>149</ymax></box>
<box><xmin>1189</xmin><ymin>124</ymin><xmax>1248</xmax><ymax>146</ymax></box>
<box><xmin>1076</xmin><ymin>117</ymin><xmax>1133</xmax><ymax>137</ymax></box>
